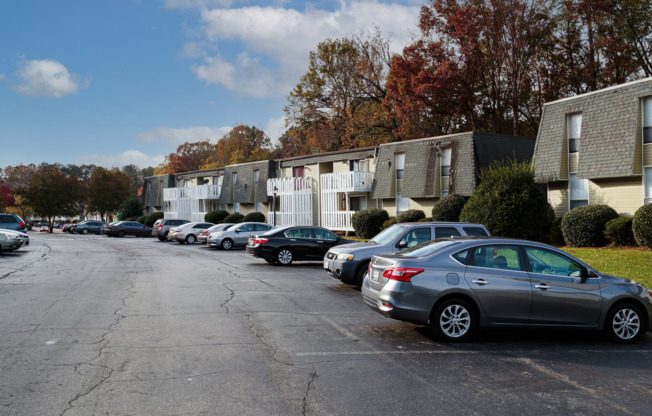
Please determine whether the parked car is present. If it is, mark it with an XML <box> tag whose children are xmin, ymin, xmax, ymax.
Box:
<box><xmin>0</xmin><ymin>213</ymin><xmax>27</xmax><ymax>232</ymax></box>
<box><xmin>72</xmin><ymin>220</ymin><xmax>107</xmax><ymax>235</ymax></box>
<box><xmin>197</xmin><ymin>223</ymin><xmax>235</xmax><ymax>244</ymax></box>
<box><xmin>208</xmin><ymin>222</ymin><xmax>274</xmax><ymax>250</ymax></box>
<box><xmin>247</xmin><ymin>226</ymin><xmax>355</xmax><ymax>265</ymax></box>
<box><xmin>324</xmin><ymin>222</ymin><xmax>490</xmax><ymax>287</ymax></box>
<box><xmin>102</xmin><ymin>221</ymin><xmax>152</xmax><ymax>237</ymax></box>
<box><xmin>0</xmin><ymin>230</ymin><xmax>23</xmax><ymax>253</ymax></box>
<box><xmin>61</xmin><ymin>223</ymin><xmax>75</xmax><ymax>233</ymax></box>
<box><xmin>152</xmin><ymin>218</ymin><xmax>190</xmax><ymax>241</ymax></box>
<box><xmin>39</xmin><ymin>225</ymin><xmax>49</xmax><ymax>232</ymax></box>
<box><xmin>2</xmin><ymin>230</ymin><xmax>29</xmax><ymax>247</ymax></box>
<box><xmin>362</xmin><ymin>237</ymin><xmax>652</xmax><ymax>343</ymax></box>
<box><xmin>171</xmin><ymin>222</ymin><xmax>214</xmax><ymax>244</ymax></box>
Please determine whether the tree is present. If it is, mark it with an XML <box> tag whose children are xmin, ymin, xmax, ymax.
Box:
<box><xmin>15</xmin><ymin>166</ymin><xmax>85</xmax><ymax>232</ymax></box>
<box><xmin>117</xmin><ymin>196</ymin><xmax>143</xmax><ymax>220</ymax></box>
<box><xmin>86</xmin><ymin>167</ymin><xmax>131</xmax><ymax>221</ymax></box>
<box><xmin>206</xmin><ymin>125</ymin><xmax>274</xmax><ymax>168</ymax></box>
<box><xmin>121</xmin><ymin>164</ymin><xmax>143</xmax><ymax>195</ymax></box>
<box><xmin>167</xmin><ymin>141</ymin><xmax>217</xmax><ymax>174</ymax></box>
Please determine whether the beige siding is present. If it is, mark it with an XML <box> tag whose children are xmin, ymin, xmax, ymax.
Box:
<box><xmin>589</xmin><ymin>177</ymin><xmax>643</xmax><ymax>216</ymax></box>
<box><xmin>569</xmin><ymin>153</ymin><xmax>579</xmax><ymax>173</ymax></box>
<box><xmin>237</xmin><ymin>204</ymin><xmax>257</xmax><ymax>216</ymax></box>
<box><xmin>560</xmin><ymin>122</ymin><xmax>568</xmax><ymax>180</ymax></box>
<box><xmin>333</xmin><ymin>161</ymin><xmax>349</xmax><ymax>173</ymax></box>
<box><xmin>441</xmin><ymin>176</ymin><xmax>450</xmax><ymax>194</ymax></box>
<box><xmin>382</xmin><ymin>199</ymin><xmax>397</xmax><ymax>217</ymax></box>
<box><xmin>409</xmin><ymin>198</ymin><xmax>436</xmax><ymax>217</ymax></box>
<box><xmin>644</xmin><ymin>144</ymin><xmax>652</xmax><ymax>167</ymax></box>
<box><xmin>396</xmin><ymin>179</ymin><xmax>403</xmax><ymax>194</ymax></box>
<box><xmin>435</xmin><ymin>156</ymin><xmax>441</xmax><ymax>197</ymax></box>
<box><xmin>548</xmin><ymin>182</ymin><xmax>569</xmax><ymax>217</ymax></box>
<box><xmin>281</xmin><ymin>167</ymin><xmax>292</xmax><ymax>177</ymax></box>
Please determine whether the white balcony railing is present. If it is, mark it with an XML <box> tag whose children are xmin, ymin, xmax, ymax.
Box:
<box><xmin>266</xmin><ymin>177</ymin><xmax>313</xmax><ymax>227</ymax></box>
<box><xmin>320</xmin><ymin>171</ymin><xmax>373</xmax><ymax>193</ymax></box>
<box><xmin>164</xmin><ymin>211</ymin><xmax>208</xmax><ymax>223</ymax></box>
<box><xmin>163</xmin><ymin>184</ymin><xmax>221</xmax><ymax>202</ymax></box>
<box><xmin>321</xmin><ymin>211</ymin><xmax>355</xmax><ymax>231</ymax></box>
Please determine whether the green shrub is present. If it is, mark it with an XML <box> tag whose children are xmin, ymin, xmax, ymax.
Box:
<box><xmin>224</xmin><ymin>212</ymin><xmax>245</xmax><ymax>224</ymax></box>
<box><xmin>137</xmin><ymin>215</ymin><xmax>147</xmax><ymax>225</ymax></box>
<box><xmin>352</xmin><ymin>209</ymin><xmax>389</xmax><ymax>239</ymax></box>
<box><xmin>604</xmin><ymin>217</ymin><xmax>635</xmax><ymax>246</ymax></box>
<box><xmin>124</xmin><ymin>215</ymin><xmax>140</xmax><ymax>221</ymax></box>
<box><xmin>460</xmin><ymin>159</ymin><xmax>553</xmax><ymax>241</ymax></box>
<box><xmin>383</xmin><ymin>217</ymin><xmax>397</xmax><ymax>230</ymax></box>
<box><xmin>397</xmin><ymin>209</ymin><xmax>426</xmax><ymax>223</ymax></box>
<box><xmin>118</xmin><ymin>196</ymin><xmax>143</xmax><ymax>220</ymax></box>
<box><xmin>243</xmin><ymin>212</ymin><xmax>266</xmax><ymax>223</ymax></box>
<box><xmin>205</xmin><ymin>210</ymin><xmax>230</xmax><ymax>224</ymax></box>
<box><xmin>418</xmin><ymin>217</ymin><xmax>433</xmax><ymax>222</ymax></box>
<box><xmin>549</xmin><ymin>217</ymin><xmax>565</xmax><ymax>246</ymax></box>
<box><xmin>145</xmin><ymin>212</ymin><xmax>164</xmax><ymax>228</ymax></box>
<box><xmin>632</xmin><ymin>204</ymin><xmax>652</xmax><ymax>249</ymax></box>
<box><xmin>561</xmin><ymin>204</ymin><xmax>618</xmax><ymax>247</ymax></box>
<box><xmin>432</xmin><ymin>194</ymin><xmax>466</xmax><ymax>221</ymax></box>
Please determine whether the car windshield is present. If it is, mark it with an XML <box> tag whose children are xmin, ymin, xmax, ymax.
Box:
<box><xmin>369</xmin><ymin>225</ymin><xmax>409</xmax><ymax>245</ymax></box>
<box><xmin>397</xmin><ymin>239</ymin><xmax>461</xmax><ymax>257</ymax></box>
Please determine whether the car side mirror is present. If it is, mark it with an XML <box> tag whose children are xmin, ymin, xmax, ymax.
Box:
<box><xmin>397</xmin><ymin>241</ymin><xmax>407</xmax><ymax>249</ymax></box>
<box><xmin>234</xmin><ymin>229</ymin><xmax>240</xmax><ymax>233</ymax></box>
<box><xmin>580</xmin><ymin>268</ymin><xmax>599</xmax><ymax>283</ymax></box>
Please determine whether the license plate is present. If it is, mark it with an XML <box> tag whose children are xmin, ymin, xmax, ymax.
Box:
<box><xmin>323</xmin><ymin>260</ymin><xmax>329</xmax><ymax>269</ymax></box>
<box><xmin>371</xmin><ymin>270</ymin><xmax>380</xmax><ymax>282</ymax></box>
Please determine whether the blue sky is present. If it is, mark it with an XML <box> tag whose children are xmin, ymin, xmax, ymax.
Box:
<box><xmin>0</xmin><ymin>0</ymin><xmax>421</xmax><ymax>169</ymax></box>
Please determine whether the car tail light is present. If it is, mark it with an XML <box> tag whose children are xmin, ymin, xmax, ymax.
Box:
<box><xmin>252</xmin><ymin>238</ymin><xmax>269</xmax><ymax>245</ymax></box>
<box><xmin>158</xmin><ymin>224</ymin><xmax>163</xmax><ymax>229</ymax></box>
<box><xmin>203</xmin><ymin>231</ymin><xmax>210</xmax><ymax>236</ymax></box>
<box><xmin>382</xmin><ymin>267</ymin><xmax>424</xmax><ymax>282</ymax></box>
<box><xmin>18</xmin><ymin>222</ymin><xmax>25</xmax><ymax>227</ymax></box>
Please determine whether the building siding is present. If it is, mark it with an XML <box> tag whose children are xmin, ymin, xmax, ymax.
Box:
<box><xmin>644</xmin><ymin>144</ymin><xmax>652</xmax><ymax>166</ymax></box>
<box><xmin>569</xmin><ymin>153</ymin><xmax>579</xmax><ymax>173</ymax></box>
<box><xmin>548</xmin><ymin>182</ymin><xmax>569</xmax><ymax>217</ymax></box>
<box><xmin>589</xmin><ymin>177</ymin><xmax>643</xmax><ymax>216</ymax></box>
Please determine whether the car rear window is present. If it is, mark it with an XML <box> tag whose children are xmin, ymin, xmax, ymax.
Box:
<box><xmin>463</xmin><ymin>226</ymin><xmax>488</xmax><ymax>236</ymax></box>
<box><xmin>397</xmin><ymin>240</ymin><xmax>461</xmax><ymax>257</ymax></box>
<box><xmin>434</xmin><ymin>227</ymin><xmax>461</xmax><ymax>239</ymax></box>
<box><xmin>0</xmin><ymin>215</ymin><xmax>18</xmax><ymax>223</ymax></box>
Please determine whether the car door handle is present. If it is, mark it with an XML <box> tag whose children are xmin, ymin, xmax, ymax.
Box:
<box><xmin>472</xmin><ymin>279</ymin><xmax>489</xmax><ymax>286</ymax></box>
<box><xmin>534</xmin><ymin>283</ymin><xmax>550</xmax><ymax>290</ymax></box>
<box><xmin>316</xmin><ymin>240</ymin><xmax>324</xmax><ymax>243</ymax></box>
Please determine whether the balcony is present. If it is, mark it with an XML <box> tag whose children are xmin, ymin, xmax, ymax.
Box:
<box><xmin>163</xmin><ymin>184</ymin><xmax>221</xmax><ymax>201</ymax></box>
<box><xmin>266</xmin><ymin>177</ymin><xmax>313</xmax><ymax>227</ymax></box>
<box><xmin>320</xmin><ymin>171</ymin><xmax>373</xmax><ymax>193</ymax></box>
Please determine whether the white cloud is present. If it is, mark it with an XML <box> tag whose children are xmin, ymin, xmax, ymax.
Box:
<box><xmin>163</xmin><ymin>0</ymin><xmax>237</xmax><ymax>9</ymax></box>
<box><xmin>14</xmin><ymin>59</ymin><xmax>88</xmax><ymax>98</ymax></box>
<box><xmin>76</xmin><ymin>150</ymin><xmax>165</xmax><ymax>168</ymax></box>
<box><xmin>134</xmin><ymin>126</ymin><xmax>232</xmax><ymax>146</ymax></box>
<box><xmin>181</xmin><ymin>42</ymin><xmax>203</xmax><ymax>58</ymax></box>
<box><xmin>264</xmin><ymin>115</ymin><xmax>286</xmax><ymax>145</ymax></box>
<box><xmin>0</xmin><ymin>74</ymin><xmax>5</xmax><ymax>81</ymax></box>
<box><xmin>189</xmin><ymin>1</ymin><xmax>420</xmax><ymax>97</ymax></box>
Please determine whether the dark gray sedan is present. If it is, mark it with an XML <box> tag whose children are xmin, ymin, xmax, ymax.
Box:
<box><xmin>362</xmin><ymin>237</ymin><xmax>652</xmax><ymax>343</ymax></box>
<box><xmin>102</xmin><ymin>221</ymin><xmax>152</xmax><ymax>237</ymax></box>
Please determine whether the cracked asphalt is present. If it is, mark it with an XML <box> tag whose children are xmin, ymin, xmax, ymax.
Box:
<box><xmin>1</xmin><ymin>232</ymin><xmax>651</xmax><ymax>416</ymax></box>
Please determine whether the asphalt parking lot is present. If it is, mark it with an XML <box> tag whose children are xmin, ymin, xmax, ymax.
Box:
<box><xmin>1</xmin><ymin>232</ymin><xmax>651</xmax><ymax>415</ymax></box>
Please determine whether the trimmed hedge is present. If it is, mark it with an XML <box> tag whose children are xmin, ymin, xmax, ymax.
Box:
<box><xmin>145</xmin><ymin>212</ymin><xmax>164</xmax><ymax>228</ymax></box>
<box><xmin>418</xmin><ymin>217</ymin><xmax>433</xmax><ymax>222</ymax></box>
<box><xmin>383</xmin><ymin>217</ymin><xmax>397</xmax><ymax>230</ymax></box>
<box><xmin>137</xmin><ymin>215</ymin><xmax>148</xmax><ymax>225</ymax></box>
<box><xmin>352</xmin><ymin>209</ymin><xmax>389</xmax><ymax>239</ymax></box>
<box><xmin>633</xmin><ymin>204</ymin><xmax>652</xmax><ymax>248</ymax></box>
<box><xmin>243</xmin><ymin>212</ymin><xmax>266</xmax><ymax>223</ymax></box>
<box><xmin>432</xmin><ymin>194</ymin><xmax>466</xmax><ymax>222</ymax></box>
<box><xmin>124</xmin><ymin>215</ymin><xmax>140</xmax><ymax>221</ymax></box>
<box><xmin>397</xmin><ymin>209</ymin><xmax>426</xmax><ymax>223</ymax></box>
<box><xmin>561</xmin><ymin>204</ymin><xmax>618</xmax><ymax>247</ymax></box>
<box><xmin>205</xmin><ymin>210</ymin><xmax>230</xmax><ymax>224</ymax></box>
<box><xmin>604</xmin><ymin>217</ymin><xmax>635</xmax><ymax>246</ymax></box>
<box><xmin>224</xmin><ymin>213</ymin><xmax>245</xmax><ymax>223</ymax></box>
<box><xmin>548</xmin><ymin>217</ymin><xmax>565</xmax><ymax>246</ymax></box>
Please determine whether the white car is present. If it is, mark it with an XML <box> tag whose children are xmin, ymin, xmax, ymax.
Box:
<box><xmin>197</xmin><ymin>223</ymin><xmax>235</xmax><ymax>244</ymax></box>
<box><xmin>171</xmin><ymin>222</ymin><xmax>214</xmax><ymax>244</ymax></box>
<box><xmin>5</xmin><ymin>230</ymin><xmax>30</xmax><ymax>246</ymax></box>
<box><xmin>208</xmin><ymin>222</ymin><xmax>275</xmax><ymax>250</ymax></box>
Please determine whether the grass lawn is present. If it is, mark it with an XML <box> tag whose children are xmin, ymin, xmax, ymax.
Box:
<box><xmin>562</xmin><ymin>247</ymin><xmax>652</xmax><ymax>288</ymax></box>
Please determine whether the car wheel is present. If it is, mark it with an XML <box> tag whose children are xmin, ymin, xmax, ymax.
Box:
<box><xmin>221</xmin><ymin>239</ymin><xmax>233</xmax><ymax>250</ymax></box>
<box><xmin>157</xmin><ymin>236</ymin><xmax>165</xmax><ymax>242</ymax></box>
<box><xmin>186</xmin><ymin>234</ymin><xmax>196</xmax><ymax>244</ymax></box>
<box><xmin>355</xmin><ymin>262</ymin><xmax>370</xmax><ymax>288</ymax></box>
<box><xmin>264</xmin><ymin>258</ymin><xmax>276</xmax><ymax>264</ymax></box>
<box><xmin>276</xmin><ymin>248</ymin><xmax>293</xmax><ymax>265</ymax></box>
<box><xmin>81</xmin><ymin>229</ymin><xmax>88</xmax><ymax>235</ymax></box>
<box><xmin>163</xmin><ymin>231</ymin><xmax>169</xmax><ymax>241</ymax></box>
<box><xmin>430</xmin><ymin>298</ymin><xmax>476</xmax><ymax>342</ymax></box>
<box><xmin>117</xmin><ymin>230</ymin><xmax>126</xmax><ymax>238</ymax></box>
<box><xmin>605</xmin><ymin>302</ymin><xmax>645</xmax><ymax>343</ymax></box>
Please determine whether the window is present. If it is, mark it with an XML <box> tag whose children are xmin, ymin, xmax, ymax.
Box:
<box><xmin>398</xmin><ymin>227</ymin><xmax>432</xmax><ymax>248</ymax></box>
<box><xmin>254</xmin><ymin>170</ymin><xmax>259</xmax><ymax>187</ymax></box>
<box><xmin>463</xmin><ymin>226</ymin><xmax>489</xmax><ymax>236</ymax></box>
<box><xmin>254</xmin><ymin>223</ymin><xmax>272</xmax><ymax>231</ymax></box>
<box><xmin>569</xmin><ymin>173</ymin><xmax>589</xmax><ymax>209</ymax></box>
<box><xmin>255</xmin><ymin>202</ymin><xmax>262</xmax><ymax>212</ymax></box>
<box><xmin>644</xmin><ymin>97</ymin><xmax>652</xmax><ymax>144</ymax></box>
<box><xmin>395</xmin><ymin>153</ymin><xmax>405</xmax><ymax>179</ymax></box>
<box><xmin>314</xmin><ymin>228</ymin><xmax>338</xmax><ymax>240</ymax></box>
<box><xmin>441</xmin><ymin>148</ymin><xmax>451</xmax><ymax>176</ymax></box>
<box><xmin>292</xmin><ymin>166</ymin><xmax>305</xmax><ymax>177</ymax></box>
<box><xmin>434</xmin><ymin>227</ymin><xmax>461</xmax><ymax>239</ymax></box>
<box><xmin>396</xmin><ymin>192</ymin><xmax>409</xmax><ymax>214</ymax></box>
<box><xmin>232</xmin><ymin>172</ymin><xmax>237</xmax><ymax>186</ymax></box>
<box><xmin>349</xmin><ymin>196</ymin><xmax>367</xmax><ymax>211</ymax></box>
<box><xmin>286</xmin><ymin>228</ymin><xmax>313</xmax><ymax>238</ymax></box>
<box><xmin>234</xmin><ymin>202</ymin><xmax>240</xmax><ymax>212</ymax></box>
<box><xmin>349</xmin><ymin>159</ymin><xmax>368</xmax><ymax>171</ymax></box>
<box><xmin>569</xmin><ymin>113</ymin><xmax>582</xmax><ymax>153</ymax></box>
<box><xmin>525</xmin><ymin>247</ymin><xmax>582</xmax><ymax>277</ymax></box>
<box><xmin>645</xmin><ymin>168</ymin><xmax>652</xmax><ymax>205</ymax></box>
<box><xmin>238</xmin><ymin>224</ymin><xmax>255</xmax><ymax>232</ymax></box>
<box><xmin>470</xmin><ymin>245</ymin><xmax>522</xmax><ymax>270</ymax></box>
<box><xmin>452</xmin><ymin>249</ymin><xmax>470</xmax><ymax>265</ymax></box>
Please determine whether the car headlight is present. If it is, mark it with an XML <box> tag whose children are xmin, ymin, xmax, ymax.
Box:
<box><xmin>216</xmin><ymin>232</ymin><xmax>224</xmax><ymax>237</ymax></box>
<box><xmin>337</xmin><ymin>252</ymin><xmax>354</xmax><ymax>261</ymax></box>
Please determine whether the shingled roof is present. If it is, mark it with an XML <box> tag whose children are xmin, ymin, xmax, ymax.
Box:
<box><xmin>534</xmin><ymin>77</ymin><xmax>652</xmax><ymax>182</ymax></box>
<box><xmin>218</xmin><ymin>160</ymin><xmax>277</xmax><ymax>204</ymax></box>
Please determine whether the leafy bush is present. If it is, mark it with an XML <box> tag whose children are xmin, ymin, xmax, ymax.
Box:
<box><xmin>352</xmin><ymin>209</ymin><xmax>389</xmax><ymax>239</ymax></box>
<box><xmin>432</xmin><ymin>194</ymin><xmax>467</xmax><ymax>221</ymax></box>
<box><xmin>548</xmin><ymin>217</ymin><xmax>565</xmax><ymax>246</ymax></box>
<box><xmin>124</xmin><ymin>215</ymin><xmax>140</xmax><ymax>221</ymax></box>
<box><xmin>604</xmin><ymin>217</ymin><xmax>635</xmax><ymax>246</ymax></box>
<box><xmin>633</xmin><ymin>204</ymin><xmax>652</xmax><ymax>249</ymax></box>
<box><xmin>418</xmin><ymin>217</ymin><xmax>433</xmax><ymax>222</ymax></box>
<box><xmin>243</xmin><ymin>212</ymin><xmax>266</xmax><ymax>223</ymax></box>
<box><xmin>561</xmin><ymin>204</ymin><xmax>618</xmax><ymax>247</ymax></box>
<box><xmin>205</xmin><ymin>210</ymin><xmax>230</xmax><ymax>224</ymax></box>
<box><xmin>145</xmin><ymin>212</ymin><xmax>164</xmax><ymax>228</ymax></box>
<box><xmin>137</xmin><ymin>215</ymin><xmax>147</xmax><ymax>225</ymax></box>
<box><xmin>118</xmin><ymin>196</ymin><xmax>143</xmax><ymax>220</ymax></box>
<box><xmin>460</xmin><ymin>160</ymin><xmax>553</xmax><ymax>241</ymax></box>
<box><xmin>397</xmin><ymin>209</ymin><xmax>426</xmax><ymax>223</ymax></box>
<box><xmin>224</xmin><ymin>213</ymin><xmax>245</xmax><ymax>224</ymax></box>
<box><xmin>383</xmin><ymin>217</ymin><xmax>397</xmax><ymax>230</ymax></box>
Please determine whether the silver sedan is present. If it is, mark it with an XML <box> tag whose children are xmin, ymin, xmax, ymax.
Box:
<box><xmin>362</xmin><ymin>237</ymin><xmax>652</xmax><ymax>343</ymax></box>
